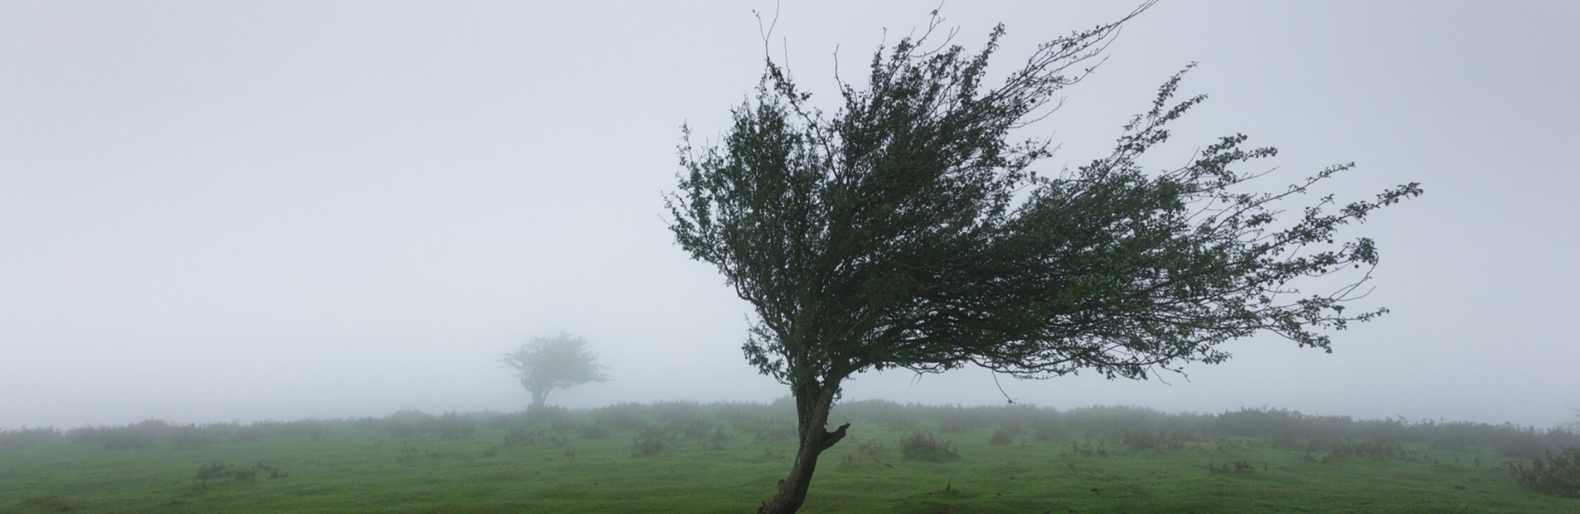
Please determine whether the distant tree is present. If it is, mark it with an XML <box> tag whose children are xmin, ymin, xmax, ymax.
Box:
<box><xmin>666</xmin><ymin>5</ymin><xmax>1420</xmax><ymax>513</ymax></box>
<box><xmin>499</xmin><ymin>333</ymin><xmax>607</xmax><ymax>410</ymax></box>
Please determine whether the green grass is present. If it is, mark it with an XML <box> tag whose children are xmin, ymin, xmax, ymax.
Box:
<box><xmin>2</xmin><ymin>412</ymin><xmax>1576</xmax><ymax>513</ymax></box>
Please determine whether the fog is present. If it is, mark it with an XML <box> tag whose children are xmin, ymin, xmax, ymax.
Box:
<box><xmin>2</xmin><ymin>1</ymin><xmax>1576</xmax><ymax>432</ymax></box>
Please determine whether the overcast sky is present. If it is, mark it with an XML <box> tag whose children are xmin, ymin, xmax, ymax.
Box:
<box><xmin>2</xmin><ymin>1</ymin><xmax>1576</xmax><ymax>431</ymax></box>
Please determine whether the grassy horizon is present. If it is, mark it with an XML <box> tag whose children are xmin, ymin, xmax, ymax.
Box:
<box><xmin>3</xmin><ymin>402</ymin><xmax>1577</xmax><ymax>513</ymax></box>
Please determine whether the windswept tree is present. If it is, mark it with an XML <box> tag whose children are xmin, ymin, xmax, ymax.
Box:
<box><xmin>499</xmin><ymin>333</ymin><xmax>608</xmax><ymax>410</ymax></box>
<box><xmin>666</xmin><ymin>5</ymin><xmax>1420</xmax><ymax>514</ymax></box>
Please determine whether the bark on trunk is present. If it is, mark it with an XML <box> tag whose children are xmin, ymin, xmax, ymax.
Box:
<box><xmin>757</xmin><ymin>382</ymin><xmax>845</xmax><ymax>514</ymax></box>
<box><xmin>529</xmin><ymin>389</ymin><xmax>548</xmax><ymax>411</ymax></box>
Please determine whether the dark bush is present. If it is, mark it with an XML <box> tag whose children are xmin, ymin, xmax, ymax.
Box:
<box><xmin>1122</xmin><ymin>429</ymin><xmax>1185</xmax><ymax>451</ymax></box>
<box><xmin>900</xmin><ymin>431</ymin><xmax>960</xmax><ymax>462</ymax></box>
<box><xmin>651</xmin><ymin>401</ymin><xmax>703</xmax><ymax>423</ymax></box>
<box><xmin>716</xmin><ymin>402</ymin><xmax>779</xmax><ymax>429</ymax></box>
<box><xmin>420</xmin><ymin>412</ymin><xmax>476</xmax><ymax>440</ymax></box>
<box><xmin>938</xmin><ymin>407</ymin><xmax>986</xmax><ymax>434</ymax></box>
<box><xmin>580</xmin><ymin>424</ymin><xmax>611</xmax><ymax>439</ymax></box>
<box><xmin>1208</xmin><ymin>460</ymin><xmax>1259</xmax><ymax>474</ymax></box>
<box><xmin>989</xmin><ymin>422</ymin><xmax>1022</xmax><ymax>446</ymax></box>
<box><xmin>485</xmin><ymin>412</ymin><xmax>522</xmax><ymax>430</ymax></box>
<box><xmin>1509</xmin><ymin>446</ymin><xmax>1580</xmax><ymax>498</ymax></box>
<box><xmin>387</xmin><ymin>410</ymin><xmax>433</xmax><ymax>423</ymax></box>
<box><xmin>831</xmin><ymin>400</ymin><xmax>918</xmax><ymax>431</ymax></box>
<box><xmin>232</xmin><ymin>421</ymin><xmax>279</xmax><ymax>443</ymax></box>
<box><xmin>0</xmin><ymin>426</ymin><xmax>62</xmax><ymax>447</ymax></box>
<box><xmin>521</xmin><ymin>406</ymin><xmax>572</xmax><ymax>427</ymax></box>
<box><xmin>279</xmin><ymin>419</ymin><xmax>330</xmax><ymax>440</ymax></box>
<box><xmin>1032</xmin><ymin>420</ymin><xmax>1068</xmax><ymax>442</ymax></box>
<box><xmin>632</xmin><ymin>426</ymin><xmax>669</xmax><ymax>456</ymax></box>
<box><xmin>171</xmin><ymin>423</ymin><xmax>234</xmax><ymax>449</ymax></box>
<box><xmin>67</xmin><ymin>426</ymin><xmax>99</xmax><ymax>445</ymax></box>
<box><xmin>99</xmin><ymin>420</ymin><xmax>168</xmax><ymax>449</ymax></box>
<box><xmin>592</xmin><ymin>403</ymin><xmax>647</xmax><ymax>431</ymax></box>
<box><xmin>504</xmin><ymin>428</ymin><xmax>559</xmax><ymax>447</ymax></box>
<box><xmin>1323</xmin><ymin>440</ymin><xmax>1415</xmax><ymax>462</ymax></box>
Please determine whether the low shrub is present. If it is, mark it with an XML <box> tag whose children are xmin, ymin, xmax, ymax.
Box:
<box><xmin>592</xmin><ymin>403</ymin><xmax>647</xmax><ymax>431</ymax></box>
<box><xmin>834</xmin><ymin>400</ymin><xmax>919</xmax><ymax>431</ymax></box>
<box><xmin>99</xmin><ymin>420</ymin><xmax>166</xmax><ymax>449</ymax></box>
<box><xmin>521</xmin><ymin>406</ymin><xmax>572</xmax><ymax>427</ymax></box>
<box><xmin>900</xmin><ymin>431</ymin><xmax>959</xmax><ymax>462</ymax></box>
<box><xmin>1032</xmin><ymin>420</ymin><xmax>1067</xmax><ymax>442</ymax></box>
<box><xmin>420</xmin><ymin>413</ymin><xmax>476</xmax><ymax>440</ymax></box>
<box><xmin>194</xmin><ymin>462</ymin><xmax>287</xmax><ymax>489</ymax></box>
<box><xmin>0</xmin><ymin>426</ymin><xmax>62</xmax><ymax>447</ymax></box>
<box><xmin>504</xmin><ymin>428</ymin><xmax>561</xmax><ymax>447</ymax></box>
<box><xmin>650</xmin><ymin>401</ymin><xmax>703</xmax><ymax>423</ymax></box>
<box><xmin>580</xmin><ymin>424</ymin><xmax>611</xmax><ymax>439</ymax></box>
<box><xmin>232</xmin><ymin>421</ymin><xmax>280</xmax><ymax>443</ymax></box>
<box><xmin>938</xmin><ymin>408</ymin><xmax>985</xmax><ymax>434</ymax></box>
<box><xmin>1122</xmin><ymin>429</ymin><xmax>1186</xmax><ymax>451</ymax></box>
<box><xmin>1510</xmin><ymin>446</ymin><xmax>1580</xmax><ymax>498</ymax></box>
<box><xmin>989</xmin><ymin>422</ymin><xmax>1022</xmax><ymax>446</ymax></box>
<box><xmin>279</xmin><ymin>419</ymin><xmax>330</xmax><ymax>440</ymax></box>
<box><xmin>1208</xmin><ymin>460</ymin><xmax>1260</xmax><ymax>474</ymax></box>
<box><xmin>1324</xmin><ymin>440</ymin><xmax>1415</xmax><ymax>461</ymax></box>
<box><xmin>170</xmin><ymin>423</ymin><xmax>232</xmax><ymax>449</ymax></box>
<box><xmin>632</xmin><ymin>426</ymin><xmax>669</xmax><ymax>457</ymax></box>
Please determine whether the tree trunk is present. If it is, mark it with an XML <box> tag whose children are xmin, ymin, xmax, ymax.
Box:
<box><xmin>529</xmin><ymin>389</ymin><xmax>548</xmax><ymax>411</ymax></box>
<box><xmin>757</xmin><ymin>381</ymin><xmax>844</xmax><ymax>514</ymax></box>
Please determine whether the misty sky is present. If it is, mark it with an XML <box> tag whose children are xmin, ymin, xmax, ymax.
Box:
<box><xmin>2</xmin><ymin>1</ymin><xmax>1577</xmax><ymax>431</ymax></box>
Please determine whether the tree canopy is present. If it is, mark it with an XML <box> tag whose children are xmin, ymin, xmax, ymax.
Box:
<box><xmin>499</xmin><ymin>333</ymin><xmax>607</xmax><ymax>410</ymax></box>
<box><xmin>666</xmin><ymin>7</ymin><xmax>1419</xmax><ymax>513</ymax></box>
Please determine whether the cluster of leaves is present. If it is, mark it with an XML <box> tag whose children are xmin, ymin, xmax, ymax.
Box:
<box><xmin>670</xmin><ymin>19</ymin><xmax>1421</xmax><ymax>398</ymax></box>
<box><xmin>1509</xmin><ymin>446</ymin><xmax>1580</xmax><ymax>498</ymax></box>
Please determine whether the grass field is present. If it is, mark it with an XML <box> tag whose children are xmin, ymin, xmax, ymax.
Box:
<box><xmin>2</xmin><ymin>403</ymin><xmax>1577</xmax><ymax>513</ymax></box>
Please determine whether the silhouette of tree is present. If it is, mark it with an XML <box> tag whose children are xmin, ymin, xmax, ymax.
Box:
<box><xmin>499</xmin><ymin>333</ymin><xmax>607</xmax><ymax>410</ymax></box>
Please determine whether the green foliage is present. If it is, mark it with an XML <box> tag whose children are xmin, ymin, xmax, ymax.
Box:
<box><xmin>667</xmin><ymin>4</ymin><xmax>1418</xmax><ymax>509</ymax></box>
<box><xmin>631</xmin><ymin>427</ymin><xmax>670</xmax><ymax>457</ymax></box>
<box><xmin>900</xmin><ymin>431</ymin><xmax>960</xmax><ymax>462</ymax></box>
<box><xmin>1510</xmin><ymin>446</ymin><xmax>1580</xmax><ymax>498</ymax></box>
<box><xmin>499</xmin><ymin>333</ymin><xmax>607</xmax><ymax>410</ymax></box>
<box><xmin>668</xmin><ymin>14</ymin><xmax>1419</xmax><ymax>394</ymax></box>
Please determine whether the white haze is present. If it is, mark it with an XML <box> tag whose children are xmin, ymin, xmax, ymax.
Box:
<box><xmin>1</xmin><ymin>1</ymin><xmax>1576</xmax><ymax>431</ymax></box>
